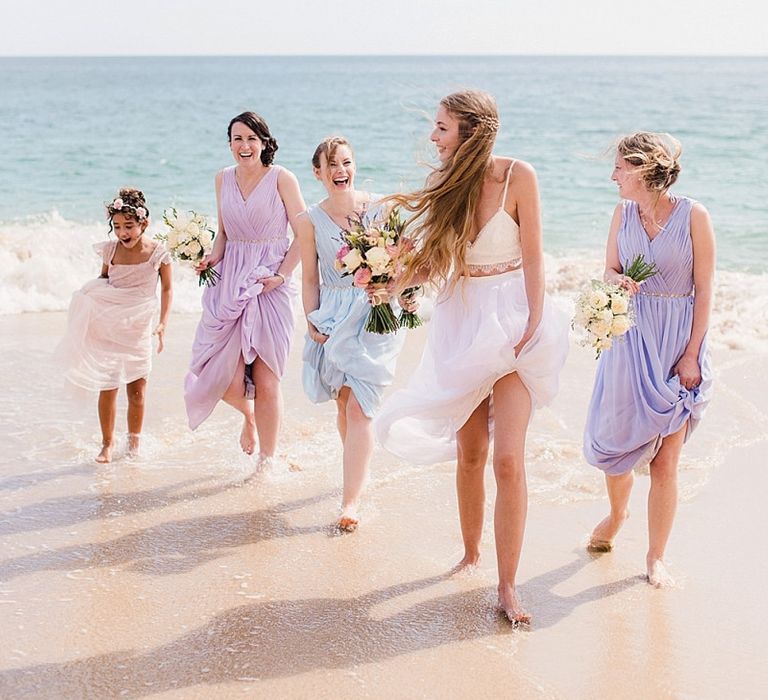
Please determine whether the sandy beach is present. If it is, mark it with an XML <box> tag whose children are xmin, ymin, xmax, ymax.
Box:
<box><xmin>1</xmin><ymin>311</ymin><xmax>767</xmax><ymax>699</ymax></box>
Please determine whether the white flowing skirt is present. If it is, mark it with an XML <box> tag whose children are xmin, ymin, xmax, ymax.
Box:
<box><xmin>374</xmin><ymin>270</ymin><xmax>569</xmax><ymax>465</ymax></box>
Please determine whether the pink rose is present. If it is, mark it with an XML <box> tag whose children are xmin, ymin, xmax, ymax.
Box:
<box><xmin>112</xmin><ymin>198</ymin><xmax>123</xmax><ymax>210</ymax></box>
<box><xmin>336</xmin><ymin>244</ymin><xmax>351</xmax><ymax>260</ymax></box>
<box><xmin>386</xmin><ymin>244</ymin><xmax>400</xmax><ymax>259</ymax></box>
<box><xmin>353</xmin><ymin>266</ymin><xmax>372</xmax><ymax>288</ymax></box>
<box><xmin>135</xmin><ymin>207</ymin><xmax>147</xmax><ymax>219</ymax></box>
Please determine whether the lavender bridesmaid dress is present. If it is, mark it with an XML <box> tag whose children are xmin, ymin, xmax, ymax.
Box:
<box><xmin>184</xmin><ymin>166</ymin><xmax>294</xmax><ymax>429</ymax></box>
<box><xmin>583</xmin><ymin>196</ymin><xmax>713</xmax><ymax>475</ymax></box>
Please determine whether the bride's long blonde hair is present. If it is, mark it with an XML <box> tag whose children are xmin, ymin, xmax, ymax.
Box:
<box><xmin>390</xmin><ymin>89</ymin><xmax>500</xmax><ymax>290</ymax></box>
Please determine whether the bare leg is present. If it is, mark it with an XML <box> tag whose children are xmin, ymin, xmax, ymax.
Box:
<box><xmin>335</xmin><ymin>391</ymin><xmax>349</xmax><ymax>444</ymax></box>
<box><xmin>490</xmin><ymin>372</ymin><xmax>531</xmax><ymax>625</ymax></box>
<box><xmin>589</xmin><ymin>471</ymin><xmax>634</xmax><ymax>552</ymax></box>
<box><xmin>647</xmin><ymin>423</ymin><xmax>686</xmax><ymax>587</ymax></box>
<box><xmin>336</xmin><ymin>387</ymin><xmax>373</xmax><ymax>532</ymax></box>
<box><xmin>96</xmin><ymin>388</ymin><xmax>118</xmax><ymax>463</ymax></box>
<box><xmin>222</xmin><ymin>356</ymin><xmax>256</xmax><ymax>454</ymax></box>
<box><xmin>125</xmin><ymin>377</ymin><xmax>147</xmax><ymax>457</ymax></box>
<box><xmin>453</xmin><ymin>398</ymin><xmax>490</xmax><ymax>572</ymax></box>
<box><xmin>252</xmin><ymin>358</ymin><xmax>282</xmax><ymax>459</ymax></box>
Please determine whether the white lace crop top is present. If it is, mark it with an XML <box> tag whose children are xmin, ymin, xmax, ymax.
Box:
<box><xmin>465</xmin><ymin>161</ymin><xmax>523</xmax><ymax>275</ymax></box>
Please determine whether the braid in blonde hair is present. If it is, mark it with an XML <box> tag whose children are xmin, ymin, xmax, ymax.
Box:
<box><xmin>388</xmin><ymin>90</ymin><xmax>500</xmax><ymax>291</ymax></box>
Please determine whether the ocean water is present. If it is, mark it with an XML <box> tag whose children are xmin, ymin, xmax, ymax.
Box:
<box><xmin>2</xmin><ymin>55</ymin><xmax>766</xmax><ymax>346</ymax></box>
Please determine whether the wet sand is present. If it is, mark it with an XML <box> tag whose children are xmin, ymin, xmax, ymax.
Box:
<box><xmin>1</xmin><ymin>313</ymin><xmax>767</xmax><ymax>699</ymax></box>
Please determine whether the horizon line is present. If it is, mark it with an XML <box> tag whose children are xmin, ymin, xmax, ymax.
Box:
<box><xmin>1</xmin><ymin>52</ymin><xmax>766</xmax><ymax>59</ymax></box>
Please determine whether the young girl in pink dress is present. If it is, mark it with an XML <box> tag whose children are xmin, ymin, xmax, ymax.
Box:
<box><xmin>59</xmin><ymin>187</ymin><xmax>173</xmax><ymax>463</ymax></box>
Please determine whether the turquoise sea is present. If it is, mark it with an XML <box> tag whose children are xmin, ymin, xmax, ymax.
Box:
<box><xmin>0</xmin><ymin>55</ymin><xmax>766</xmax><ymax>315</ymax></box>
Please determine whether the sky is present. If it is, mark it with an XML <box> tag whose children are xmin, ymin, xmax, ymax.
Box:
<box><xmin>1</xmin><ymin>0</ymin><xmax>765</xmax><ymax>56</ymax></box>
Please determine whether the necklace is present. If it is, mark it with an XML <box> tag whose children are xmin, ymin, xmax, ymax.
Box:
<box><xmin>639</xmin><ymin>195</ymin><xmax>674</xmax><ymax>232</ymax></box>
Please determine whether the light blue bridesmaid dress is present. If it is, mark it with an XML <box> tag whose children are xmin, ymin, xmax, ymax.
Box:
<box><xmin>583</xmin><ymin>196</ymin><xmax>713</xmax><ymax>475</ymax></box>
<box><xmin>302</xmin><ymin>202</ymin><xmax>405</xmax><ymax>417</ymax></box>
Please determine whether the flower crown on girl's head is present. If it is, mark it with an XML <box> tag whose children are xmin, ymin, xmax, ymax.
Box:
<box><xmin>106</xmin><ymin>197</ymin><xmax>148</xmax><ymax>222</ymax></box>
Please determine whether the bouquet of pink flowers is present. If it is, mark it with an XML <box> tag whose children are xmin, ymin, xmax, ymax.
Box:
<box><xmin>335</xmin><ymin>207</ymin><xmax>422</xmax><ymax>334</ymax></box>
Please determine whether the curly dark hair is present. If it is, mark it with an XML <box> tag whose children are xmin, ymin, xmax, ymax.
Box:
<box><xmin>105</xmin><ymin>187</ymin><xmax>149</xmax><ymax>232</ymax></box>
<box><xmin>228</xmin><ymin>111</ymin><xmax>278</xmax><ymax>166</ymax></box>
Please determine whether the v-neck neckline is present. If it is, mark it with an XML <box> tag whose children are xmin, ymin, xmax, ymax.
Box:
<box><xmin>235</xmin><ymin>166</ymin><xmax>272</xmax><ymax>203</ymax></box>
<box><xmin>318</xmin><ymin>197</ymin><xmax>373</xmax><ymax>231</ymax></box>
<box><xmin>636</xmin><ymin>196</ymin><xmax>680</xmax><ymax>243</ymax></box>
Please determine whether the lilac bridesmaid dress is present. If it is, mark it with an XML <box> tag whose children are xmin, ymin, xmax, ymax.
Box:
<box><xmin>184</xmin><ymin>166</ymin><xmax>294</xmax><ymax>429</ymax></box>
<box><xmin>583</xmin><ymin>196</ymin><xmax>713</xmax><ymax>475</ymax></box>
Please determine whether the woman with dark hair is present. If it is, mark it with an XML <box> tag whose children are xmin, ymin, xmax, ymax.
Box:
<box><xmin>185</xmin><ymin>111</ymin><xmax>306</xmax><ymax>466</ymax></box>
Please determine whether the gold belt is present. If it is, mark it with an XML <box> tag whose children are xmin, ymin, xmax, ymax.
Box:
<box><xmin>637</xmin><ymin>290</ymin><xmax>693</xmax><ymax>298</ymax></box>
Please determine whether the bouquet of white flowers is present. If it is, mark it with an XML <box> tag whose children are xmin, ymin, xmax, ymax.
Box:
<box><xmin>156</xmin><ymin>208</ymin><xmax>220</xmax><ymax>287</ymax></box>
<box><xmin>572</xmin><ymin>254</ymin><xmax>658</xmax><ymax>358</ymax></box>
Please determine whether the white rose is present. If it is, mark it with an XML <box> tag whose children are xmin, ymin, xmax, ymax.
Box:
<box><xmin>599</xmin><ymin>308</ymin><xmax>614</xmax><ymax>324</ymax></box>
<box><xmin>199</xmin><ymin>230</ymin><xmax>213</xmax><ymax>249</ymax></box>
<box><xmin>175</xmin><ymin>211</ymin><xmax>190</xmax><ymax>229</ymax></box>
<box><xmin>589</xmin><ymin>289</ymin><xmax>609</xmax><ymax>309</ymax></box>
<box><xmin>187</xmin><ymin>240</ymin><xmax>202</xmax><ymax>257</ymax></box>
<box><xmin>590</xmin><ymin>319</ymin><xmax>610</xmax><ymax>337</ymax></box>
<box><xmin>574</xmin><ymin>305</ymin><xmax>591</xmax><ymax>327</ymax></box>
<box><xmin>596</xmin><ymin>336</ymin><xmax>613</xmax><ymax>351</ymax></box>
<box><xmin>341</xmin><ymin>248</ymin><xmax>363</xmax><ymax>272</ymax></box>
<box><xmin>611</xmin><ymin>315</ymin><xmax>632</xmax><ymax>336</ymax></box>
<box><xmin>365</xmin><ymin>246</ymin><xmax>392</xmax><ymax>275</ymax></box>
<box><xmin>610</xmin><ymin>294</ymin><xmax>629</xmax><ymax>314</ymax></box>
<box><xmin>186</xmin><ymin>222</ymin><xmax>201</xmax><ymax>237</ymax></box>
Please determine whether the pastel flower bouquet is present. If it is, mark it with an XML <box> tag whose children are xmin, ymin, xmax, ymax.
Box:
<box><xmin>156</xmin><ymin>208</ymin><xmax>220</xmax><ymax>287</ymax></box>
<box><xmin>572</xmin><ymin>254</ymin><xmax>658</xmax><ymax>357</ymax></box>
<box><xmin>335</xmin><ymin>207</ymin><xmax>422</xmax><ymax>334</ymax></box>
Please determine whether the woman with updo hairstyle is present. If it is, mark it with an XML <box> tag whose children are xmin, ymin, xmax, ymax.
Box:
<box><xmin>184</xmin><ymin>111</ymin><xmax>306</xmax><ymax>466</ymax></box>
<box><xmin>374</xmin><ymin>90</ymin><xmax>569</xmax><ymax>624</ymax></box>
<box><xmin>583</xmin><ymin>131</ymin><xmax>715</xmax><ymax>588</ymax></box>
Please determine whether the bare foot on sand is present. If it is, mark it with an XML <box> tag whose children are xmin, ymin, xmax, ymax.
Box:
<box><xmin>588</xmin><ymin>509</ymin><xmax>630</xmax><ymax>552</ymax></box>
<box><xmin>336</xmin><ymin>504</ymin><xmax>359</xmax><ymax>533</ymax></box>
<box><xmin>95</xmin><ymin>443</ymin><xmax>114</xmax><ymax>464</ymax></box>
<box><xmin>497</xmin><ymin>584</ymin><xmax>531</xmax><ymax>626</ymax></box>
<box><xmin>126</xmin><ymin>433</ymin><xmax>141</xmax><ymax>459</ymax></box>
<box><xmin>240</xmin><ymin>418</ymin><xmax>257</xmax><ymax>455</ymax></box>
<box><xmin>647</xmin><ymin>558</ymin><xmax>675</xmax><ymax>588</ymax></box>
<box><xmin>450</xmin><ymin>553</ymin><xmax>480</xmax><ymax>575</ymax></box>
<box><xmin>337</xmin><ymin>516</ymin><xmax>359</xmax><ymax>533</ymax></box>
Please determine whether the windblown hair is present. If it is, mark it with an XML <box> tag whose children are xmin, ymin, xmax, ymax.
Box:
<box><xmin>106</xmin><ymin>187</ymin><xmax>149</xmax><ymax>233</ymax></box>
<box><xmin>389</xmin><ymin>90</ymin><xmax>500</xmax><ymax>290</ymax></box>
<box><xmin>312</xmin><ymin>136</ymin><xmax>354</xmax><ymax>169</ymax></box>
<box><xmin>228</xmin><ymin>111</ymin><xmax>278</xmax><ymax>166</ymax></box>
<box><xmin>617</xmin><ymin>132</ymin><xmax>682</xmax><ymax>193</ymax></box>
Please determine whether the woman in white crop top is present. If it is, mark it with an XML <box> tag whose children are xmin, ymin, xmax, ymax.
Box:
<box><xmin>374</xmin><ymin>90</ymin><xmax>568</xmax><ymax>625</ymax></box>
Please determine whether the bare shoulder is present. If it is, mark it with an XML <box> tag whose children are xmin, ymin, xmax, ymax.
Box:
<box><xmin>506</xmin><ymin>157</ymin><xmax>535</xmax><ymax>176</ymax></box>
<box><xmin>502</xmin><ymin>158</ymin><xmax>536</xmax><ymax>187</ymax></box>
<box><xmin>690</xmin><ymin>201</ymin><xmax>711</xmax><ymax>221</ymax></box>
<box><xmin>277</xmin><ymin>166</ymin><xmax>299</xmax><ymax>187</ymax></box>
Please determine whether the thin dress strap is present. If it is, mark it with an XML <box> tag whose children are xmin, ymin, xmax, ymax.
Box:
<box><xmin>500</xmin><ymin>160</ymin><xmax>515</xmax><ymax>210</ymax></box>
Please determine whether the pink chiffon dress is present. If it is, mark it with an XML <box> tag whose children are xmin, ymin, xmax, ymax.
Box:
<box><xmin>60</xmin><ymin>239</ymin><xmax>171</xmax><ymax>391</ymax></box>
